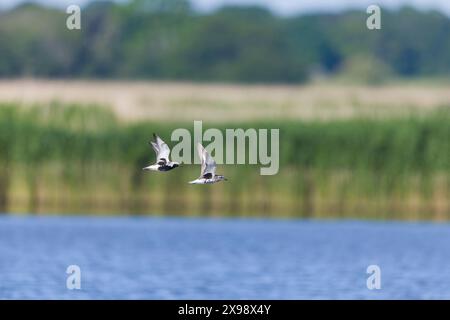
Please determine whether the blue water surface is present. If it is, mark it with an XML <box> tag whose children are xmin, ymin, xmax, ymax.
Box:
<box><xmin>0</xmin><ymin>215</ymin><xmax>449</xmax><ymax>299</ymax></box>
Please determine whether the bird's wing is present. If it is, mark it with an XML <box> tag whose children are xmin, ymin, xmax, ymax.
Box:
<box><xmin>150</xmin><ymin>141</ymin><xmax>159</xmax><ymax>155</ymax></box>
<box><xmin>153</xmin><ymin>133</ymin><xmax>171</xmax><ymax>162</ymax></box>
<box><xmin>197</xmin><ymin>143</ymin><xmax>216</xmax><ymax>178</ymax></box>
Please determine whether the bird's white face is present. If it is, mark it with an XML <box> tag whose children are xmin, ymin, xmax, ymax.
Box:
<box><xmin>215</xmin><ymin>175</ymin><xmax>227</xmax><ymax>182</ymax></box>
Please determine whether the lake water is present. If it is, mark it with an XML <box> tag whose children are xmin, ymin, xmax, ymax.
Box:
<box><xmin>0</xmin><ymin>215</ymin><xmax>449</xmax><ymax>299</ymax></box>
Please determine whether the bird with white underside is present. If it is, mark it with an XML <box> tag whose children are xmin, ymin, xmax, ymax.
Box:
<box><xmin>189</xmin><ymin>142</ymin><xmax>227</xmax><ymax>184</ymax></box>
<box><xmin>143</xmin><ymin>133</ymin><xmax>180</xmax><ymax>172</ymax></box>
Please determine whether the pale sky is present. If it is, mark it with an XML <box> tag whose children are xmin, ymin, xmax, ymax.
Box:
<box><xmin>1</xmin><ymin>0</ymin><xmax>450</xmax><ymax>16</ymax></box>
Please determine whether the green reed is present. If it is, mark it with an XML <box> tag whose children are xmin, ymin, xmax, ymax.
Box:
<box><xmin>0</xmin><ymin>102</ymin><xmax>449</xmax><ymax>219</ymax></box>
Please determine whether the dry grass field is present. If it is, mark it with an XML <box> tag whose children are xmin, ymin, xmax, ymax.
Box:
<box><xmin>0</xmin><ymin>79</ymin><xmax>448</xmax><ymax>122</ymax></box>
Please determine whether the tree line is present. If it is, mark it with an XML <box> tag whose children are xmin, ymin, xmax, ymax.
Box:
<box><xmin>0</xmin><ymin>0</ymin><xmax>449</xmax><ymax>83</ymax></box>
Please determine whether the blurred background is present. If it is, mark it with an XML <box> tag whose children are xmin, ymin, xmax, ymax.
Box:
<box><xmin>0</xmin><ymin>0</ymin><xmax>449</xmax><ymax>219</ymax></box>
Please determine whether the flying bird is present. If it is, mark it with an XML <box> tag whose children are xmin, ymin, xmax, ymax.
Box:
<box><xmin>189</xmin><ymin>143</ymin><xmax>227</xmax><ymax>184</ymax></box>
<box><xmin>143</xmin><ymin>133</ymin><xmax>180</xmax><ymax>172</ymax></box>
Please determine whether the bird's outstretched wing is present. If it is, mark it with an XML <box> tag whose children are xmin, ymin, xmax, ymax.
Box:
<box><xmin>151</xmin><ymin>133</ymin><xmax>171</xmax><ymax>164</ymax></box>
<box><xmin>197</xmin><ymin>143</ymin><xmax>216</xmax><ymax>179</ymax></box>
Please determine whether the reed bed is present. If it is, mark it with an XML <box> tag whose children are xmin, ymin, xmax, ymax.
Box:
<box><xmin>0</xmin><ymin>102</ymin><xmax>449</xmax><ymax>220</ymax></box>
